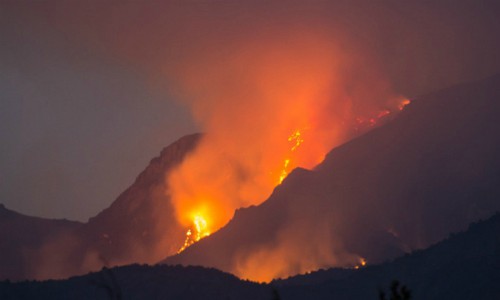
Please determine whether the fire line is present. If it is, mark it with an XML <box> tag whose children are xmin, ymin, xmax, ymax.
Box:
<box><xmin>177</xmin><ymin>214</ymin><xmax>210</xmax><ymax>253</ymax></box>
<box><xmin>279</xmin><ymin>129</ymin><xmax>304</xmax><ymax>184</ymax></box>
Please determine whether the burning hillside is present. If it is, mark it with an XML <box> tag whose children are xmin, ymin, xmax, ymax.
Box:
<box><xmin>4</xmin><ymin>0</ymin><xmax>498</xmax><ymax>284</ymax></box>
<box><xmin>172</xmin><ymin>98</ymin><xmax>408</xmax><ymax>255</ymax></box>
<box><xmin>164</xmin><ymin>74</ymin><xmax>500</xmax><ymax>281</ymax></box>
<box><xmin>166</xmin><ymin>32</ymin><xmax>410</xmax><ymax>254</ymax></box>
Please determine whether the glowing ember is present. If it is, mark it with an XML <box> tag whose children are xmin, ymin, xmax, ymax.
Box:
<box><xmin>288</xmin><ymin>130</ymin><xmax>304</xmax><ymax>151</ymax></box>
<box><xmin>177</xmin><ymin>214</ymin><xmax>210</xmax><ymax>253</ymax></box>
<box><xmin>355</xmin><ymin>100</ymin><xmax>410</xmax><ymax>131</ymax></box>
<box><xmin>278</xmin><ymin>130</ymin><xmax>304</xmax><ymax>183</ymax></box>
<box><xmin>360</xmin><ymin>258</ymin><xmax>367</xmax><ymax>266</ymax></box>
<box><xmin>377</xmin><ymin>109</ymin><xmax>391</xmax><ymax>118</ymax></box>
<box><xmin>163</xmin><ymin>30</ymin><xmax>412</xmax><ymax>281</ymax></box>
<box><xmin>354</xmin><ymin>257</ymin><xmax>367</xmax><ymax>269</ymax></box>
<box><xmin>398</xmin><ymin>99</ymin><xmax>411</xmax><ymax>110</ymax></box>
<box><xmin>357</xmin><ymin>110</ymin><xmax>393</xmax><ymax>127</ymax></box>
<box><xmin>279</xmin><ymin>159</ymin><xmax>291</xmax><ymax>184</ymax></box>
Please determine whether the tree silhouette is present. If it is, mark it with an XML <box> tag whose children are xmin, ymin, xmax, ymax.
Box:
<box><xmin>90</xmin><ymin>266</ymin><xmax>122</xmax><ymax>300</ymax></box>
<box><xmin>379</xmin><ymin>280</ymin><xmax>411</xmax><ymax>300</ymax></box>
<box><xmin>271</xmin><ymin>286</ymin><xmax>282</xmax><ymax>300</ymax></box>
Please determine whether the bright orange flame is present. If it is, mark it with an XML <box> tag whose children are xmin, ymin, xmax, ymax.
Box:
<box><xmin>166</xmin><ymin>32</ymin><xmax>409</xmax><ymax>278</ymax></box>
<box><xmin>177</xmin><ymin>214</ymin><xmax>210</xmax><ymax>253</ymax></box>
<box><xmin>354</xmin><ymin>99</ymin><xmax>410</xmax><ymax>131</ymax></box>
<box><xmin>354</xmin><ymin>257</ymin><xmax>367</xmax><ymax>269</ymax></box>
<box><xmin>176</xmin><ymin>128</ymin><xmax>307</xmax><ymax>253</ymax></box>
<box><xmin>289</xmin><ymin>130</ymin><xmax>304</xmax><ymax>151</ymax></box>
<box><xmin>279</xmin><ymin>159</ymin><xmax>291</xmax><ymax>184</ymax></box>
<box><xmin>278</xmin><ymin>129</ymin><xmax>305</xmax><ymax>184</ymax></box>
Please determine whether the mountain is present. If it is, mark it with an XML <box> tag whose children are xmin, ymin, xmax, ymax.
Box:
<box><xmin>164</xmin><ymin>74</ymin><xmax>500</xmax><ymax>281</ymax></box>
<box><xmin>0</xmin><ymin>204</ymin><xmax>82</xmax><ymax>280</ymax></box>
<box><xmin>73</xmin><ymin>133</ymin><xmax>202</xmax><ymax>270</ymax></box>
<box><xmin>274</xmin><ymin>212</ymin><xmax>500</xmax><ymax>300</ymax></box>
<box><xmin>0</xmin><ymin>133</ymin><xmax>201</xmax><ymax>280</ymax></box>
<box><xmin>4</xmin><ymin>73</ymin><xmax>500</xmax><ymax>282</ymax></box>
<box><xmin>1</xmin><ymin>211</ymin><xmax>499</xmax><ymax>299</ymax></box>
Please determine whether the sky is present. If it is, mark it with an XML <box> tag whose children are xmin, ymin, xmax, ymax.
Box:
<box><xmin>1</xmin><ymin>1</ymin><xmax>500</xmax><ymax>222</ymax></box>
<box><xmin>0</xmin><ymin>5</ymin><xmax>197</xmax><ymax>221</ymax></box>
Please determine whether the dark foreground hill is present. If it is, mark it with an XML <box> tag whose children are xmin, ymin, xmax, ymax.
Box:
<box><xmin>275</xmin><ymin>212</ymin><xmax>500</xmax><ymax>300</ymax></box>
<box><xmin>1</xmin><ymin>212</ymin><xmax>499</xmax><ymax>300</ymax></box>
<box><xmin>0</xmin><ymin>204</ymin><xmax>82</xmax><ymax>280</ymax></box>
<box><xmin>164</xmin><ymin>74</ymin><xmax>500</xmax><ymax>280</ymax></box>
<box><xmin>0</xmin><ymin>264</ymin><xmax>271</xmax><ymax>300</ymax></box>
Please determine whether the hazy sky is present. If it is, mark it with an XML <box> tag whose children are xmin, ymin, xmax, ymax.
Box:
<box><xmin>0</xmin><ymin>5</ymin><xmax>197</xmax><ymax>221</ymax></box>
<box><xmin>1</xmin><ymin>1</ymin><xmax>499</xmax><ymax>222</ymax></box>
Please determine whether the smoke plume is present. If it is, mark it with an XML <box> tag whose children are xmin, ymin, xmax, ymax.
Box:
<box><xmin>166</xmin><ymin>28</ymin><xmax>403</xmax><ymax>233</ymax></box>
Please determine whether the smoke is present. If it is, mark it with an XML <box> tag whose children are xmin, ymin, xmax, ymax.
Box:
<box><xmin>7</xmin><ymin>2</ymin><xmax>500</xmax><ymax>213</ymax></box>
<box><xmin>165</xmin><ymin>25</ymin><xmax>404</xmax><ymax>233</ymax></box>
<box><xmin>4</xmin><ymin>0</ymin><xmax>500</xmax><ymax>281</ymax></box>
<box><xmin>234</xmin><ymin>215</ymin><xmax>361</xmax><ymax>282</ymax></box>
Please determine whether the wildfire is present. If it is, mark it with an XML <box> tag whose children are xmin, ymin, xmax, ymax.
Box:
<box><xmin>176</xmin><ymin>129</ymin><xmax>306</xmax><ymax>253</ymax></box>
<box><xmin>288</xmin><ymin>130</ymin><xmax>304</xmax><ymax>151</ymax></box>
<box><xmin>173</xmin><ymin>99</ymin><xmax>411</xmax><ymax>255</ymax></box>
<box><xmin>398</xmin><ymin>99</ymin><xmax>411</xmax><ymax>110</ymax></box>
<box><xmin>354</xmin><ymin>257</ymin><xmax>367</xmax><ymax>269</ymax></box>
<box><xmin>278</xmin><ymin>130</ymin><xmax>304</xmax><ymax>183</ymax></box>
<box><xmin>355</xmin><ymin>99</ymin><xmax>411</xmax><ymax>130</ymax></box>
<box><xmin>177</xmin><ymin>214</ymin><xmax>211</xmax><ymax>253</ymax></box>
<box><xmin>164</xmin><ymin>30</ymin><xmax>412</xmax><ymax>280</ymax></box>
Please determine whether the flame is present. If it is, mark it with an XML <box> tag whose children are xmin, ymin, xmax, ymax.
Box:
<box><xmin>279</xmin><ymin>159</ymin><xmax>291</xmax><ymax>184</ymax></box>
<box><xmin>177</xmin><ymin>214</ymin><xmax>210</xmax><ymax>253</ymax></box>
<box><xmin>278</xmin><ymin>130</ymin><xmax>305</xmax><ymax>184</ymax></box>
<box><xmin>354</xmin><ymin>109</ymin><xmax>392</xmax><ymax>130</ymax></box>
<box><xmin>354</xmin><ymin>98</ymin><xmax>411</xmax><ymax>131</ymax></box>
<box><xmin>166</xmin><ymin>32</ymin><xmax>409</xmax><ymax>275</ymax></box>
<box><xmin>354</xmin><ymin>257</ymin><xmax>367</xmax><ymax>269</ymax></box>
<box><xmin>176</xmin><ymin>128</ymin><xmax>306</xmax><ymax>253</ymax></box>
<box><xmin>289</xmin><ymin>130</ymin><xmax>304</xmax><ymax>151</ymax></box>
<box><xmin>360</xmin><ymin>257</ymin><xmax>367</xmax><ymax>266</ymax></box>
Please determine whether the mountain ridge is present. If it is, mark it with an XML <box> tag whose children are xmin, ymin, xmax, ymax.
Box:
<box><xmin>1</xmin><ymin>210</ymin><xmax>499</xmax><ymax>299</ymax></box>
<box><xmin>164</xmin><ymin>73</ymin><xmax>500</xmax><ymax>281</ymax></box>
<box><xmin>0</xmin><ymin>133</ymin><xmax>202</xmax><ymax>280</ymax></box>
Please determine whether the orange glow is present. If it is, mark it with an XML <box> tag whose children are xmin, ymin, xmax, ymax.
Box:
<box><xmin>398</xmin><ymin>99</ymin><xmax>411</xmax><ymax>110</ymax></box>
<box><xmin>167</xmin><ymin>33</ymin><xmax>347</xmax><ymax>239</ymax></box>
<box><xmin>355</xmin><ymin>108</ymin><xmax>393</xmax><ymax>130</ymax></box>
<box><xmin>279</xmin><ymin>159</ymin><xmax>291</xmax><ymax>184</ymax></box>
<box><xmin>288</xmin><ymin>130</ymin><xmax>304</xmax><ymax>151</ymax></box>
<box><xmin>354</xmin><ymin>257</ymin><xmax>367</xmax><ymax>269</ymax></box>
<box><xmin>166</xmin><ymin>31</ymin><xmax>408</xmax><ymax>276</ymax></box>
<box><xmin>177</xmin><ymin>214</ymin><xmax>210</xmax><ymax>253</ymax></box>
<box><xmin>377</xmin><ymin>109</ymin><xmax>391</xmax><ymax>118</ymax></box>
<box><xmin>278</xmin><ymin>129</ymin><xmax>305</xmax><ymax>184</ymax></box>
